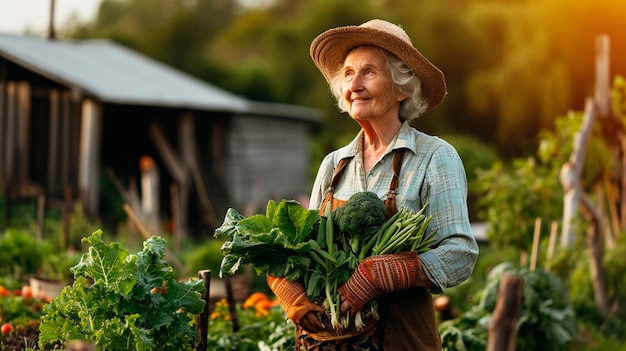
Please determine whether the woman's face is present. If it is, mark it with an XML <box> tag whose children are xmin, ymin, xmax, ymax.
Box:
<box><xmin>340</xmin><ymin>46</ymin><xmax>405</xmax><ymax>122</ymax></box>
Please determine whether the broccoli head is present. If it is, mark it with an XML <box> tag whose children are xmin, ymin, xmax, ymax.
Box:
<box><xmin>332</xmin><ymin>191</ymin><xmax>386</xmax><ymax>237</ymax></box>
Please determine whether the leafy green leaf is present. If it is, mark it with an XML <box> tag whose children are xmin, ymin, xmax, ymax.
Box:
<box><xmin>39</xmin><ymin>230</ymin><xmax>205</xmax><ymax>351</ymax></box>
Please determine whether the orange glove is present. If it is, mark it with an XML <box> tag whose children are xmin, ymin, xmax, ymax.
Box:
<box><xmin>267</xmin><ymin>275</ymin><xmax>323</xmax><ymax>328</ymax></box>
<box><xmin>338</xmin><ymin>251</ymin><xmax>421</xmax><ymax>313</ymax></box>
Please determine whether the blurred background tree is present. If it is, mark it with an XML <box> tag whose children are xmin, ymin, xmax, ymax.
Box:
<box><xmin>60</xmin><ymin>0</ymin><xmax>626</xmax><ymax>162</ymax></box>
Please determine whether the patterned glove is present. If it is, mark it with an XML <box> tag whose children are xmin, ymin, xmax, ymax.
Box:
<box><xmin>267</xmin><ymin>274</ymin><xmax>323</xmax><ymax>325</ymax></box>
<box><xmin>338</xmin><ymin>251</ymin><xmax>421</xmax><ymax>311</ymax></box>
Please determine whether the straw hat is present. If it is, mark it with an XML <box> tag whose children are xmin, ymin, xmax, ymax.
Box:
<box><xmin>310</xmin><ymin>19</ymin><xmax>447</xmax><ymax>111</ymax></box>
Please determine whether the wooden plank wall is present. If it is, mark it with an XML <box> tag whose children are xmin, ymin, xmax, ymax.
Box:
<box><xmin>0</xmin><ymin>80</ymin><xmax>32</xmax><ymax>197</ymax></box>
<box><xmin>225</xmin><ymin>115</ymin><xmax>312</xmax><ymax>214</ymax></box>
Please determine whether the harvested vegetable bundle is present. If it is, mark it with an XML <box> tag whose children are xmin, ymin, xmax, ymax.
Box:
<box><xmin>307</xmin><ymin>192</ymin><xmax>435</xmax><ymax>332</ymax></box>
<box><xmin>214</xmin><ymin>192</ymin><xmax>435</xmax><ymax>335</ymax></box>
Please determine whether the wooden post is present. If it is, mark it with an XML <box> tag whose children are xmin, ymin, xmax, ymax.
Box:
<box><xmin>196</xmin><ymin>270</ymin><xmax>211</xmax><ymax>351</ymax></box>
<box><xmin>48</xmin><ymin>89</ymin><xmax>60</xmax><ymax>194</ymax></box>
<box><xmin>5</xmin><ymin>82</ymin><xmax>16</xmax><ymax>193</ymax></box>
<box><xmin>487</xmin><ymin>274</ymin><xmax>524</xmax><ymax>351</ymax></box>
<box><xmin>60</xmin><ymin>91</ymin><xmax>71</xmax><ymax>193</ymax></box>
<box><xmin>225</xmin><ymin>277</ymin><xmax>240</xmax><ymax>332</ymax></box>
<box><xmin>61</xmin><ymin>186</ymin><xmax>72</xmax><ymax>250</ymax></box>
<box><xmin>560</xmin><ymin>98</ymin><xmax>596</xmax><ymax>247</ymax></box>
<box><xmin>149</xmin><ymin>121</ymin><xmax>190</xmax><ymax>241</ymax></box>
<box><xmin>37</xmin><ymin>192</ymin><xmax>45</xmax><ymax>242</ymax></box>
<box><xmin>580</xmin><ymin>193</ymin><xmax>609</xmax><ymax>315</ymax></box>
<box><xmin>170</xmin><ymin>183</ymin><xmax>181</xmax><ymax>252</ymax></box>
<box><xmin>530</xmin><ymin>218</ymin><xmax>541</xmax><ymax>271</ymax></box>
<box><xmin>78</xmin><ymin>99</ymin><xmax>102</xmax><ymax>218</ymax></box>
<box><xmin>0</xmin><ymin>78</ymin><xmax>5</xmax><ymax>191</ymax></box>
<box><xmin>16</xmin><ymin>82</ymin><xmax>31</xmax><ymax>187</ymax></box>
<box><xmin>48</xmin><ymin>0</ymin><xmax>56</xmax><ymax>40</ymax></box>
<box><xmin>139</xmin><ymin>156</ymin><xmax>160</xmax><ymax>233</ymax></box>
<box><xmin>546</xmin><ymin>221</ymin><xmax>558</xmax><ymax>262</ymax></box>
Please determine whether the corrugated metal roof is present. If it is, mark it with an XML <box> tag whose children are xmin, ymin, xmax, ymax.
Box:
<box><xmin>0</xmin><ymin>33</ymin><xmax>251</xmax><ymax>112</ymax></box>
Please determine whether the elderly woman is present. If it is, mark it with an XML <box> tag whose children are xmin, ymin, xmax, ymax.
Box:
<box><xmin>268</xmin><ymin>19</ymin><xmax>479</xmax><ymax>351</ymax></box>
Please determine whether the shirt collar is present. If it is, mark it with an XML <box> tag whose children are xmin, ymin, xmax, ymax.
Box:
<box><xmin>335</xmin><ymin>121</ymin><xmax>417</xmax><ymax>161</ymax></box>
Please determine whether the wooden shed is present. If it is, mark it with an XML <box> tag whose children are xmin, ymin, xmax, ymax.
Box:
<box><xmin>0</xmin><ymin>33</ymin><xmax>321</xmax><ymax>237</ymax></box>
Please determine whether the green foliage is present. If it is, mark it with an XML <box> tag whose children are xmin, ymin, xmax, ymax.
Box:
<box><xmin>67</xmin><ymin>203</ymin><xmax>101</xmax><ymax>250</ymax></box>
<box><xmin>0</xmin><ymin>229</ymin><xmax>45</xmax><ymax>277</ymax></box>
<box><xmin>475</xmin><ymin>157</ymin><xmax>562</xmax><ymax>249</ymax></box>
<box><xmin>0</xmin><ymin>292</ymin><xmax>46</xmax><ymax>325</ymax></box>
<box><xmin>183</xmin><ymin>238</ymin><xmax>229</xmax><ymax>277</ymax></box>
<box><xmin>62</xmin><ymin>0</ymin><xmax>626</xmax><ymax>159</ymax></box>
<box><xmin>443</xmin><ymin>134</ymin><xmax>500</xmax><ymax>193</ymax></box>
<box><xmin>214</xmin><ymin>201</ymin><xmax>318</xmax><ymax>279</ymax></box>
<box><xmin>441</xmin><ymin>262</ymin><xmax>576</xmax><ymax>351</ymax></box>
<box><xmin>207</xmin><ymin>298</ymin><xmax>295</xmax><ymax>350</ymax></box>
<box><xmin>38</xmin><ymin>230</ymin><xmax>205</xmax><ymax>351</ymax></box>
<box><xmin>37</xmin><ymin>245</ymin><xmax>81</xmax><ymax>282</ymax></box>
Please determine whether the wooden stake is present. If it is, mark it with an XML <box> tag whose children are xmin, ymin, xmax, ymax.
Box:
<box><xmin>36</xmin><ymin>191</ymin><xmax>45</xmax><ymax>242</ymax></box>
<box><xmin>519</xmin><ymin>250</ymin><xmax>528</xmax><ymax>267</ymax></box>
<box><xmin>195</xmin><ymin>270</ymin><xmax>211</xmax><ymax>351</ymax></box>
<box><xmin>530</xmin><ymin>218</ymin><xmax>542</xmax><ymax>271</ymax></box>
<box><xmin>546</xmin><ymin>221</ymin><xmax>558</xmax><ymax>263</ymax></box>
<box><xmin>61</xmin><ymin>186</ymin><xmax>71</xmax><ymax>250</ymax></box>
<box><xmin>488</xmin><ymin>274</ymin><xmax>524</xmax><ymax>351</ymax></box>
<box><xmin>225</xmin><ymin>277</ymin><xmax>240</xmax><ymax>332</ymax></box>
<box><xmin>170</xmin><ymin>183</ymin><xmax>181</xmax><ymax>252</ymax></box>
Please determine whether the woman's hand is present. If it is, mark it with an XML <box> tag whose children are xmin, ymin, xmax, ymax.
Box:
<box><xmin>338</xmin><ymin>251</ymin><xmax>421</xmax><ymax>314</ymax></box>
<box><xmin>266</xmin><ymin>274</ymin><xmax>324</xmax><ymax>331</ymax></box>
<box><xmin>299</xmin><ymin>310</ymin><xmax>325</xmax><ymax>333</ymax></box>
<box><xmin>339</xmin><ymin>294</ymin><xmax>355</xmax><ymax>317</ymax></box>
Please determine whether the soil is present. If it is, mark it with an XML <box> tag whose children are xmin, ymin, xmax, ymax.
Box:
<box><xmin>0</xmin><ymin>324</ymin><xmax>40</xmax><ymax>351</ymax></box>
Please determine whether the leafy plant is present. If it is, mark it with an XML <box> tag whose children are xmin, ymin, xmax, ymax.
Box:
<box><xmin>440</xmin><ymin>262</ymin><xmax>576</xmax><ymax>351</ymax></box>
<box><xmin>0</xmin><ymin>229</ymin><xmax>45</xmax><ymax>277</ymax></box>
<box><xmin>37</xmin><ymin>245</ymin><xmax>81</xmax><ymax>282</ymax></box>
<box><xmin>214</xmin><ymin>200</ymin><xmax>318</xmax><ymax>280</ymax></box>
<box><xmin>475</xmin><ymin>157</ymin><xmax>563</xmax><ymax>249</ymax></box>
<box><xmin>38</xmin><ymin>230</ymin><xmax>205</xmax><ymax>351</ymax></box>
<box><xmin>183</xmin><ymin>238</ymin><xmax>230</xmax><ymax>277</ymax></box>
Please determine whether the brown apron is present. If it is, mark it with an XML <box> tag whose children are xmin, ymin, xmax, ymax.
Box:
<box><xmin>298</xmin><ymin>150</ymin><xmax>441</xmax><ymax>351</ymax></box>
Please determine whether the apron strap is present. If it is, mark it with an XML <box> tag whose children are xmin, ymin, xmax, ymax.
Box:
<box><xmin>320</xmin><ymin>156</ymin><xmax>352</xmax><ymax>214</ymax></box>
<box><xmin>384</xmin><ymin>149</ymin><xmax>406</xmax><ymax>218</ymax></box>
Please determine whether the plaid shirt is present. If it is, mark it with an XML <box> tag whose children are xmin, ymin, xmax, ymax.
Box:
<box><xmin>310</xmin><ymin>121</ymin><xmax>479</xmax><ymax>293</ymax></box>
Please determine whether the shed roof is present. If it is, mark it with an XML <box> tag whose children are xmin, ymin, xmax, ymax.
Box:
<box><xmin>0</xmin><ymin>33</ymin><xmax>320</xmax><ymax>121</ymax></box>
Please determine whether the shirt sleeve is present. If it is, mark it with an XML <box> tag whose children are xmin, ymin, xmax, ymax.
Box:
<box><xmin>417</xmin><ymin>143</ymin><xmax>479</xmax><ymax>293</ymax></box>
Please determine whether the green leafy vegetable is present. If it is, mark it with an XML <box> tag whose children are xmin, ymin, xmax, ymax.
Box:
<box><xmin>38</xmin><ymin>230</ymin><xmax>205</xmax><ymax>351</ymax></box>
<box><xmin>215</xmin><ymin>193</ymin><xmax>436</xmax><ymax>334</ymax></box>
<box><xmin>214</xmin><ymin>199</ymin><xmax>319</xmax><ymax>280</ymax></box>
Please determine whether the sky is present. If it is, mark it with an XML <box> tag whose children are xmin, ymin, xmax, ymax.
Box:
<box><xmin>0</xmin><ymin>0</ymin><xmax>101</xmax><ymax>36</ymax></box>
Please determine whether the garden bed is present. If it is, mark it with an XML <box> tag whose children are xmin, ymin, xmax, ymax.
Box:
<box><xmin>0</xmin><ymin>324</ymin><xmax>39</xmax><ymax>351</ymax></box>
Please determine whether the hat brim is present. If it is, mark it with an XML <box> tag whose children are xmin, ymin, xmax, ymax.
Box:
<box><xmin>310</xmin><ymin>25</ymin><xmax>447</xmax><ymax>111</ymax></box>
